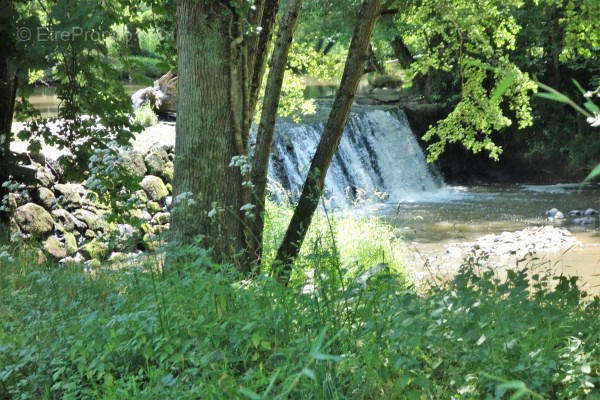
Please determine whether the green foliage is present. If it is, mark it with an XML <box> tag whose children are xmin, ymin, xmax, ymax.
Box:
<box><xmin>1</xmin><ymin>236</ymin><xmax>599</xmax><ymax>398</ymax></box>
<box><xmin>133</xmin><ymin>103</ymin><xmax>159</xmax><ymax>127</ymax></box>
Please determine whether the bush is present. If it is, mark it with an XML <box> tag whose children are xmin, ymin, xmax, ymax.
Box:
<box><xmin>1</xmin><ymin>233</ymin><xmax>599</xmax><ymax>398</ymax></box>
<box><xmin>134</xmin><ymin>103</ymin><xmax>158</xmax><ymax>128</ymax></box>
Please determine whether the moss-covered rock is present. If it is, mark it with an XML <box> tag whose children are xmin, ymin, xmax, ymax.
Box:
<box><xmin>63</xmin><ymin>232</ymin><xmax>78</xmax><ymax>256</ymax></box>
<box><xmin>52</xmin><ymin>209</ymin><xmax>86</xmax><ymax>232</ymax></box>
<box><xmin>14</xmin><ymin>203</ymin><xmax>55</xmax><ymax>235</ymax></box>
<box><xmin>141</xmin><ymin>175</ymin><xmax>168</xmax><ymax>202</ymax></box>
<box><xmin>37</xmin><ymin>187</ymin><xmax>56</xmax><ymax>209</ymax></box>
<box><xmin>80</xmin><ymin>240</ymin><xmax>109</xmax><ymax>260</ymax></box>
<box><xmin>147</xmin><ymin>201</ymin><xmax>162</xmax><ymax>213</ymax></box>
<box><xmin>43</xmin><ymin>235</ymin><xmax>67</xmax><ymax>259</ymax></box>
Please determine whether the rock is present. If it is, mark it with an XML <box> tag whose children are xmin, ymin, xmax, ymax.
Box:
<box><xmin>72</xmin><ymin>209</ymin><xmax>105</xmax><ymax>231</ymax></box>
<box><xmin>165</xmin><ymin>196</ymin><xmax>172</xmax><ymax>208</ymax></box>
<box><xmin>554</xmin><ymin>211</ymin><xmax>565</xmax><ymax>220</ymax></box>
<box><xmin>133</xmin><ymin>190</ymin><xmax>149</xmax><ymax>205</ymax></box>
<box><xmin>568</xmin><ymin>210</ymin><xmax>583</xmax><ymax>217</ymax></box>
<box><xmin>153</xmin><ymin>212</ymin><xmax>170</xmax><ymax>225</ymax></box>
<box><xmin>6</xmin><ymin>193</ymin><xmax>18</xmax><ymax>210</ymax></box>
<box><xmin>147</xmin><ymin>201</ymin><xmax>161</xmax><ymax>214</ymax></box>
<box><xmin>63</xmin><ymin>232</ymin><xmax>78</xmax><ymax>256</ymax></box>
<box><xmin>43</xmin><ymin>235</ymin><xmax>67</xmax><ymax>259</ymax></box>
<box><xmin>145</xmin><ymin>147</ymin><xmax>169</xmax><ymax>173</ymax></box>
<box><xmin>584</xmin><ymin>208</ymin><xmax>599</xmax><ymax>216</ymax></box>
<box><xmin>80</xmin><ymin>240</ymin><xmax>109</xmax><ymax>260</ymax></box>
<box><xmin>37</xmin><ymin>187</ymin><xmax>56</xmax><ymax>209</ymax></box>
<box><xmin>123</xmin><ymin>151</ymin><xmax>147</xmax><ymax>178</ymax></box>
<box><xmin>545</xmin><ymin>208</ymin><xmax>560</xmax><ymax>218</ymax></box>
<box><xmin>54</xmin><ymin>183</ymin><xmax>86</xmax><ymax>206</ymax></box>
<box><xmin>573</xmin><ymin>216</ymin><xmax>597</xmax><ymax>225</ymax></box>
<box><xmin>14</xmin><ymin>203</ymin><xmax>55</xmax><ymax>235</ymax></box>
<box><xmin>34</xmin><ymin>164</ymin><xmax>56</xmax><ymax>187</ymax></box>
<box><xmin>141</xmin><ymin>175</ymin><xmax>169</xmax><ymax>202</ymax></box>
<box><xmin>52</xmin><ymin>209</ymin><xmax>86</xmax><ymax>232</ymax></box>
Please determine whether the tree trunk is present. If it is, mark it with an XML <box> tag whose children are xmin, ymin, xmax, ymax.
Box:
<box><xmin>0</xmin><ymin>36</ymin><xmax>18</xmax><ymax>222</ymax></box>
<box><xmin>171</xmin><ymin>1</ymin><xmax>246</xmax><ymax>267</ymax></box>
<box><xmin>273</xmin><ymin>0</ymin><xmax>381</xmax><ymax>284</ymax></box>
<box><xmin>391</xmin><ymin>36</ymin><xmax>414</xmax><ymax>69</ymax></box>
<box><xmin>246</xmin><ymin>0</ymin><xmax>280</xmax><ymax>130</ymax></box>
<box><xmin>247</xmin><ymin>0</ymin><xmax>303</xmax><ymax>269</ymax></box>
<box><xmin>126</xmin><ymin>24</ymin><xmax>142</xmax><ymax>55</ymax></box>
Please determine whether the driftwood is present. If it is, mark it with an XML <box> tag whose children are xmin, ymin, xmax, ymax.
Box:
<box><xmin>131</xmin><ymin>71</ymin><xmax>178</xmax><ymax>115</ymax></box>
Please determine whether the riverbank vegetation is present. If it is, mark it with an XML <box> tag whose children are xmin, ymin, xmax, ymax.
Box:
<box><xmin>1</xmin><ymin>227</ymin><xmax>599</xmax><ymax>398</ymax></box>
<box><xmin>1</xmin><ymin>0</ymin><xmax>600</xmax><ymax>398</ymax></box>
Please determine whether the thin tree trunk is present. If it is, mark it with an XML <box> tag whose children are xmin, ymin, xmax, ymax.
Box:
<box><xmin>247</xmin><ymin>0</ymin><xmax>303</xmax><ymax>269</ymax></box>
<box><xmin>0</xmin><ymin>36</ymin><xmax>18</xmax><ymax>222</ymax></box>
<box><xmin>171</xmin><ymin>1</ymin><xmax>245</xmax><ymax>266</ymax></box>
<box><xmin>391</xmin><ymin>36</ymin><xmax>414</xmax><ymax>69</ymax></box>
<box><xmin>273</xmin><ymin>0</ymin><xmax>381</xmax><ymax>284</ymax></box>
<box><xmin>246</xmin><ymin>0</ymin><xmax>280</xmax><ymax>129</ymax></box>
<box><xmin>126</xmin><ymin>24</ymin><xmax>142</xmax><ymax>55</ymax></box>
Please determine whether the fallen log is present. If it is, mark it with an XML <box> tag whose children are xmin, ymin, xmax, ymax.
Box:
<box><xmin>131</xmin><ymin>71</ymin><xmax>178</xmax><ymax>115</ymax></box>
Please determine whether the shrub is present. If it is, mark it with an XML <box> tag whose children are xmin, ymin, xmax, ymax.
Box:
<box><xmin>1</xmin><ymin>236</ymin><xmax>599</xmax><ymax>399</ymax></box>
<box><xmin>134</xmin><ymin>103</ymin><xmax>158</xmax><ymax>128</ymax></box>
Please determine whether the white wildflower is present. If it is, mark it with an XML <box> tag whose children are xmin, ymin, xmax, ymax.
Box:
<box><xmin>208</xmin><ymin>208</ymin><xmax>218</xmax><ymax>218</ymax></box>
<box><xmin>584</xmin><ymin>91</ymin><xmax>594</xmax><ymax>98</ymax></box>
<box><xmin>240</xmin><ymin>203</ymin><xmax>255</xmax><ymax>212</ymax></box>
<box><xmin>587</xmin><ymin>113</ymin><xmax>600</xmax><ymax>127</ymax></box>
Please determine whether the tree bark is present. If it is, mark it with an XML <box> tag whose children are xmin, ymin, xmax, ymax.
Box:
<box><xmin>0</xmin><ymin>10</ymin><xmax>18</xmax><ymax>222</ymax></box>
<box><xmin>273</xmin><ymin>0</ymin><xmax>381</xmax><ymax>284</ymax></box>
<box><xmin>391</xmin><ymin>36</ymin><xmax>415</xmax><ymax>69</ymax></box>
<box><xmin>246</xmin><ymin>0</ymin><xmax>280</xmax><ymax>130</ymax></box>
<box><xmin>171</xmin><ymin>1</ymin><xmax>246</xmax><ymax>267</ymax></box>
<box><xmin>126</xmin><ymin>24</ymin><xmax>142</xmax><ymax>55</ymax></box>
<box><xmin>247</xmin><ymin>0</ymin><xmax>303</xmax><ymax>269</ymax></box>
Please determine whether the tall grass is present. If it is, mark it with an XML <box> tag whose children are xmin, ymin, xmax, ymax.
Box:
<box><xmin>1</xmin><ymin>213</ymin><xmax>599</xmax><ymax>399</ymax></box>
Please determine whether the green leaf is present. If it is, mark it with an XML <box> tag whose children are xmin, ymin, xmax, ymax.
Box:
<box><xmin>536</xmin><ymin>92</ymin><xmax>571</xmax><ymax>104</ymax></box>
<box><xmin>239</xmin><ymin>388</ymin><xmax>261</xmax><ymax>400</ymax></box>
<box><xmin>491</xmin><ymin>73</ymin><xmax>516</xmax><ymax>103</ymax></box>
<box><xmin>572</xmin><ymin>79</ymin><xmax>587</xmax><ymax>96</ymax></box>
<box><xmin>584</xmin><ymin>164</ymin><xmax>600</xmax><ymax>182</ymax></box>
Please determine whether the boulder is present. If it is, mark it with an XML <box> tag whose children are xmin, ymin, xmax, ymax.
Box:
<box><xmin>123</xmin><ymin>151</ymin><xmax>148</xmax><ymax>178</ymax></box>
<box><xmin>584</xmin><ymin>208</ymin><xmax>599</xmax><ymax>216</ymax></box>
<box><xmin>63</xmin><ymin>232</ymin><xmax>78</xmax><ymax>256</ymax></box>
<box><xmin>52</xmin><ymin>209</ymin><xmax>86</xmax><ymax>232</ymax></box>
<box><xmin>43</xmin><ymin>235</ymin><xmax>67</xmax><ymax>259</ymax></box>
<box><xmin>574</xmin><ymin>216</ymin><xmax>597</xmax><ymax>225</ymax></box>
<box><xmin>34</xmin><ymin>164</ymin><xmax>56</xmax><ymax>187</ymax></box>
<box><xmin>141</xmin><ymin>175</ymin><xmax>169</xmax><ymax>202</ymax></box>
<box><xmin>153</xmin><ymin>212</ymin><xmax>170</xmax><ymax>225</ymax></box>
<box><xmin>54</xmin><ymin>183</ymin><xmax>86</xmax><ymax>206</ymax></box>
<box><xmin>37</xmin><ymin>187</ymin><xmax>56</xmax><ymax>209</ymax></box>
<box><xmin>72</xmin><ymin>209</ymin><xmax>105</xmax><ymax>231</ymax></box>
<box><xmin>14</xmin><ymin>203</ymin><xmax>55</xmax><ymax>235</ymax></box>
<box><xmin>80</xmin><ymin>240</ymin><xmax>109</xmax><ymax>260</ymax></box>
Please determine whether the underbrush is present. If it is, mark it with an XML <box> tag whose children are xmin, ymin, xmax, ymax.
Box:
<box><xmin>1</xmin><ymin>232</ymin><xmax>599</xmax><ymax>399</ymax></box>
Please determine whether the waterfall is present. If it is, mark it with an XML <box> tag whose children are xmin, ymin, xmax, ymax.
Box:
<box><xmin>267</xmin><ymin>108</ymin><xmax>445</xmax><ymax>208</ymax></box>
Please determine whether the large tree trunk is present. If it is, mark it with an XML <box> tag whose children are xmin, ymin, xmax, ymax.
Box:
<box><xmin>247</xmin><ymin>0</ymin><xmax>303</xmax><ymax>269</ymax></box>
<box><xmin>0</xmin><ymin>23</ymin><xmax>18</xmax><ymax>222</ymax></box>
<box><xmin>171</xmin><ymin>1</ymin><xmax>246</xmax><ymax>267</ymax></box>
<box><xmin>273</xmin><ymin>0</ymin><xmax>381</xmax><ymax>284</ymax></box>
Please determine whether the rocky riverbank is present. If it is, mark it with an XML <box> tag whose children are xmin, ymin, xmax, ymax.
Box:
<box><xmin>2</xmin><ymin>143</ymin><xmax>176</xmax><ymax>266</ymax></box>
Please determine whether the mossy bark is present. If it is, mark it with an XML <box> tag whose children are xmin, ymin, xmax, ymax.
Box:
<box><xmin>171</xmin><ymin>1</ymin><xmax>246</xmax><ymax>267</ymax></box>
<box><xmin>0</xmin><ymin>32</ymin><xmax>18</xmax><ymax>222</ymax></box>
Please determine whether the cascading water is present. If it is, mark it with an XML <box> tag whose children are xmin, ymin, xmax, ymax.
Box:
<box><xmin>267</xmin><ymin>108</ymin><xmax>446</xmax><ymax>208</ymax></box>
